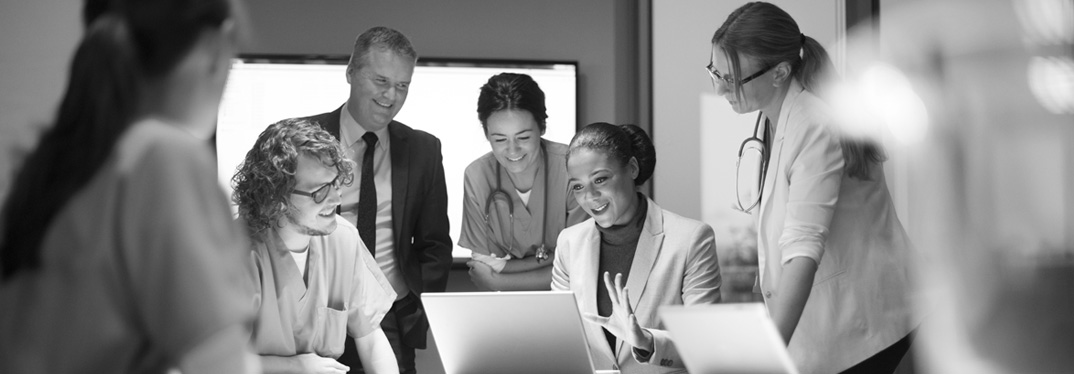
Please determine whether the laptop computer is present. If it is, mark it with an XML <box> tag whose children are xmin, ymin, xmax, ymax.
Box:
<box><xmin>660</xmin><ymin>303</ymin><xmax>799</xmax><ymax>374</ymax></box>
<box><xmin>422</xmin><ymin>291</ymin><xmax>597</xmax><ymax>374</ymax></box>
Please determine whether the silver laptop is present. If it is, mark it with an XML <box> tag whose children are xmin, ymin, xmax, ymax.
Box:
<box><xmin>660</xmin><ymin>303</ymin><xmax>799</xmax><ymax>374</ymax></box>
<box><xmin>422</xmin><ymin>291</ymin><xmax>597</xmax><ymax>374</ymax></box>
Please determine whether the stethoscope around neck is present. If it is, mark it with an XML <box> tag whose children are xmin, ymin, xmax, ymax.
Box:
<box><xmin>483</xmin><ymin>142</ymin><xmax>551</xmax><ymax>262</ymax></box>
<box><xmin>734</xmin><ymin>113</ymin><xmax>771</xmax><ymax>214</ymax></box>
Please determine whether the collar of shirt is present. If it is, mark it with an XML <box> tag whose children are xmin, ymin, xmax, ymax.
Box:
<box><xmin>339</xmin><ymin>101</ymin><xmax>391</xmax><ymax>152</ymax></box>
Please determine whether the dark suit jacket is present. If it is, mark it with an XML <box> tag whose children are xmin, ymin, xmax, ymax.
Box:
<box><xmin>302</xmin><ymin>106</ymin><xmax>453</xmax><ymax>349</ymax></box>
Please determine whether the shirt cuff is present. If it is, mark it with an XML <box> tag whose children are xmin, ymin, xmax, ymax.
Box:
<box><xmin>780</xmin><ymin>242</ymin><xmax>822</xmax><ymax>265</ymax></box>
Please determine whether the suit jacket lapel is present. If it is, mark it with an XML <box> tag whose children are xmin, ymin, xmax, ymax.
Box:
<box><xmin>617</xmin><ymin>197</ymin><xmax>664</xmax><ymax>357</ymax></box>
<box><xmin>323</xmin><ymin>106</ymin><xmax>343</xmax><ymax>141</ymax></box>
<box><xmin>578</xmin><ymin>224</ymin><xmax>615</xmax><ymax>365</ymax></box>
<box><xmin>389</xmin><ymin>121</ymin><xmax>409</xmax><ymax>252</ymax></box>
<box><xmin>757</xmin><ymin>84</ymin><xmax>802</xmax><ymax>291</ymax></box>
<box><xmin>758</xmin><ymin>87</ymin><xmax>797</xmax><ymax>227</ymax></box>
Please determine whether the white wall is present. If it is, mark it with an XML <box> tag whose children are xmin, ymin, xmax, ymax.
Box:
<box><xmin>652</xmin><ymin>0</ymin><xmax>842</xmax><ymax>254</ymax></box>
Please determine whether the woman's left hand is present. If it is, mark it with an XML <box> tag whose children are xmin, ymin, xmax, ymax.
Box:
<box><xmin>583</xmin><ymin>272</ymin><xmax>654</xmax><ymax>352</ymax></box>
<box><xmin>467</xmin><ymin>260</ymin><xmax>499</xmax><ymax>291</ymax></box>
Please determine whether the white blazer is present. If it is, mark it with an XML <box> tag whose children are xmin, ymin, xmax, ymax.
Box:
<box><xmin>756</xmin><ymin>80</ymin><xmax>918</xmax><ymax>373</ymax></box>
<box><xmin>552</xmin><ymin>197</ymin><xmax>722</xmax><ymax>374</ymax></box>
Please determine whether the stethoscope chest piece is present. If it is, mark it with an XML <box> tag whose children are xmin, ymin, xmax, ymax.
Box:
<box><xmin>535</xmin><ymin>244</ymin><xmax>549</xmax><ymax>263</ymax></box>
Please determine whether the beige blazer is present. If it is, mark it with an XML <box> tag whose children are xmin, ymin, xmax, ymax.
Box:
<box><xmin>755</xmin><ymin>80</ymin><xmax>918</xmax><ymax>373</ymax></box>
<box><xmin>552</xmin><ymin>197</ymin><xmax>722</xmax><ymax>374</ymax></box>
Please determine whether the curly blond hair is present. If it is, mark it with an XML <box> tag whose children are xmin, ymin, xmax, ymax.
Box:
<box><xmin>231</xmin><ymin>118</ymin><xmax>354</xmax><ymax>235</ymax></box>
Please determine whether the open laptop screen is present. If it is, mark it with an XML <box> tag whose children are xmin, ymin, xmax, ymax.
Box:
<box><xmin>422</xmin><ymin>291</ymin><xmax>595</xmax><ymax>374</ymax></box>
<box><xmin>661</xmin><ymin>303</ymin><xmax>799</xmax><ymax>374</ymax></box>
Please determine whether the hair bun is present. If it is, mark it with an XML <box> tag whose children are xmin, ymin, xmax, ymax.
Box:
<box><xmin>619</xmin><ymin>124</ymin><xmax>656</xmax><ymax>185</ymax></box>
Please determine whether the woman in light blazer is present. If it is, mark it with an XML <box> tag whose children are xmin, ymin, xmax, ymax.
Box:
<box><xmin>707</xmin><ymin>3</ymin><xmax>918</xmax><ymax>373</ymax></box>
<box><xmin>552</xmin><ymin>123</ymin><xmax>722</xmax><ymax>374</ymax></box>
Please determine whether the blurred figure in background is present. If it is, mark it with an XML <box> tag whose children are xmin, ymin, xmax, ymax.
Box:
<box><xmin>553</xmin><ymin>123</ymin><xmax>722</xmax><ymax>374</ymax></box>
<box><xmin>462</xmin><ymin>72</ymin><xmax>587</xmax><ymax>291</ymax></box>
<box><xmin>0</xmin><ymin>0</ymin><xmax>255</xmax><ymax>373</ymax></box>
<box><xmin>707</xmin><ymin>2</ymin><xmax>918</xmax><ymax>373</ymax></box>
<box><xmin>836</xmin><ymin>0</ymin><xmax>1074</xmax><ymax>373</ymax></box>
<box><xmin>233</xmin><ymin>119</ymin><xmax>398</xmax><ymax>374</ymax></box>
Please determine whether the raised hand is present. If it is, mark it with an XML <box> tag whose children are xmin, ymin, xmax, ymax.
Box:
<box><xmin>583</xmin><ymin>272</ymin><xmax>654</xmax><ymax>352</ymax></box>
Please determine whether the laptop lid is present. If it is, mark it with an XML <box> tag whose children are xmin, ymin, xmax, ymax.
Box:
<box><xmin>660</xmin><ymin>303</ymin><xmax>799</xmax><ymax>374</ymax></box>
<box><xmin>422</xmin><ymin>291</ymin><xmax>597</xmax><ymax>374</ymax></box>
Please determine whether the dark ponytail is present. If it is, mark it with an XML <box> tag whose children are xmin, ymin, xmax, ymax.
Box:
<box><xmin>567</xmin><ymin>122</ymin><xmax>656</xmax><ymax>186</ymax></box>
<box><xmin>795</xmin><ymin>34</ymin><xmax>832</xmax><ymax>96</ymax></box>
<box><xmin>1</xmin><ymin>0</ymin><xmax>232</xmax><ymax>280</ymax></box>
<box><xmin>619</xmin><ymin>124</ymin><xmax>656</xmax><ymax>185</ymax></box>
<box><xmin>712</xmin><ymin>1</ymin><xmax>884</xmax><ymax>180</ymax></box>
<box><xmin>1</xmin><ymin>16</ymin><xmax>140</xmax><ymax>279</ymax></box>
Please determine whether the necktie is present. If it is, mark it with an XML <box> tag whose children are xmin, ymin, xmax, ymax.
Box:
<box><xmin>357</xmin><ymin>132</ymin><xmax>378</xmax><ymax>256</ymax></box>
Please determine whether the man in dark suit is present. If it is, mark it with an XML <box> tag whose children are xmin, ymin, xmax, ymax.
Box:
<box><xmin>302</xmin><ymin>26</ymin><xmax>452</xmax><ymax>374</ymax></box>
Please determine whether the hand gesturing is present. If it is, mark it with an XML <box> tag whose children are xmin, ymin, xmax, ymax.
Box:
<box><xmin>583</xmin><ymin>272</ymin><xmax>654</xmax><ymax>352</ymax></box>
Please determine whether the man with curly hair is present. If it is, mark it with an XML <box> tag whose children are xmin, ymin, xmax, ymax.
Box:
<box><xmin>232</xmin><ymin>118</ymin><xmax>399</xmax><ymax>374</ymax></box>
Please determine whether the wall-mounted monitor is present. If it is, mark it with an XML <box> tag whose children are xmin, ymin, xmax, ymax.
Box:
<box><xmin>215</xmin><ymin>54</ymin><xmax>578</xmax><ymax>259</ymax></box>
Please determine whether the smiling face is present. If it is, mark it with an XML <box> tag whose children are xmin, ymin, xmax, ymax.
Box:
<box><xmin>280</xmin><ymin>154</ymin><xmax>343</xmax><ymax>239</ymax></box>
<box><xmin>567</xmin><ymin>148</ymin><xmax>640</xmax><ymax>228</ymax></box>
<box><xmin>710</xmin><ymin>46</ymin><xmax>780</xmax><ymax>115</ymax></box>
<box><xmin>345</xmin><ymin>48</ymin><xmax>415</xmax><ymax>131</ymax></box>
<box><xmin>486</xmin><ymin>109</ymin><xmax>544</xmax><ymax>177</ymax></box>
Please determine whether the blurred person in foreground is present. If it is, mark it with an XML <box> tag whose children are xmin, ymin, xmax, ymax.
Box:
<box><xmin>706</xmin><ymin>2</ymin><xmax>919</xmax><ymax>373</ymax></box>
<box><xmin>836</xmin><ymin>0</ymin><xmax>1074</xmax><ymax>373</ymax></box>
<box><xmin>233</xmin><ymin>118</ymin><xmax>398</xmax><ymax>374</ymax></box>
<box><xmin>0</xmin><ymin>0</ymin><xmax>256</xmax><ymax>372</ymax></box>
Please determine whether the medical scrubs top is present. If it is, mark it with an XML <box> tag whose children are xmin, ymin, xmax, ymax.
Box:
<box><xmin>0</xmin><ymin>119</ymin><xmax>251</xmax><ymax>373</ymax></box>
<box><xmin>247</xmin><ymin>215</ymin><xmax>396</xmax><ymax>359</ymax></box>
<box><xmin>459</xmin><ymin>139</ymin><xmax>586</xmax><ymax>258</ymax></box>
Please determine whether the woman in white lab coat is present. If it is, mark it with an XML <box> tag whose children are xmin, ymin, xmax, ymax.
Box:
<box><xmin>462</xmin><ymin>73</ymin><xmax>587</xmax><ymax>290</ymax></box>
<box><xmin>707</xmin><ymin>2</ymin><xmax>918</xmax><ymax>373</ymax></box>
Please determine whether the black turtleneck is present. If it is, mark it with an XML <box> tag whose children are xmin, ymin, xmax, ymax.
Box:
<box><xmin>595</xmin><ymin>193</ymin><xmax>648</xmax><ymax>351</ymax></box>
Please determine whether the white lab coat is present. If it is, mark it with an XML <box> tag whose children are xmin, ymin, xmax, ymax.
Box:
<box><xmin>755</xmin><ymin>80</ymin><xmax>919</xmax><ymax>373</ymax></box>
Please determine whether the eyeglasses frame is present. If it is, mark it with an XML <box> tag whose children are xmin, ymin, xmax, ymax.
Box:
<box><xmin>291</xmin><ymin>174</ymin><xmax>345</xmax><ymax>204</ymax></box>
<box><xmin>706</xmin><ymin>60</ymin><xmax>775</xmax><ymax>89</ymax></box>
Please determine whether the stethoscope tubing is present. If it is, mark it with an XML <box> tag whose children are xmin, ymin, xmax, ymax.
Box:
<box><xmin>483</xmin><ymin>142</ymin><xmax>550</xmax><ymax>255</ymax></box>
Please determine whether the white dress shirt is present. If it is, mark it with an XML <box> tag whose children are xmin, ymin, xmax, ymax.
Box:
<box><xmin>339</xmin><ymin>102</ymin><xmax>408</xmax><ymax>299</ymax></box>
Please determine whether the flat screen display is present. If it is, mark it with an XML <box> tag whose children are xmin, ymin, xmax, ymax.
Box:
<box><xmin>215</xmin><ymin>55</ymin><xmax>578</xmax><ymax>259</ymax></box>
